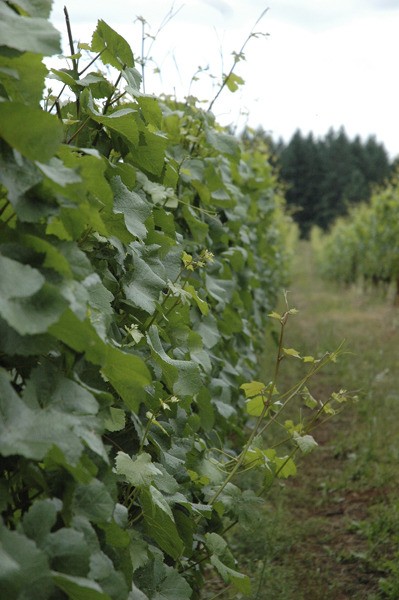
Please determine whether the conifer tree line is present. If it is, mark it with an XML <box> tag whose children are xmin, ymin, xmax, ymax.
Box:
<box><xmin>242</xmin><ymin>127</ymin><xmax>393</xmax><ymax>237</ymax></box>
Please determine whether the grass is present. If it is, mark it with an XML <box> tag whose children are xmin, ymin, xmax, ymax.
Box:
<box><xmin>204</xmin><ymin>241</ymin><xmax>399</xmax><ymax>599</ymax></box>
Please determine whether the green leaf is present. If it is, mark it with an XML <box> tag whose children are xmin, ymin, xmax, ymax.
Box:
<box><xmin>0</xmin><ymin>281</ymin><xmax>67</xmax><ymax>336</ymax></box>
<box><xmin>0</xmin><ymin>369</ymin><xmax>95</xmax><ymax>464</ymax></box>
<box><xmin>185</xmin><ymin>284</ymin><xmax>209</xmax><ymax>315</ymax></box>
<box><xmin>224</xmin><ymin>72</ymin><xmax>244</xmax><ymax>92</ymax></box>
<box><xmin>0</xmin><ymin>102</ymin><xmax>63</xmax><ymax>162</ymax></box>
<box><xmin>210</xmin><ymin>555</ymin><xmax>251</xmax><ymax>594</ymax></box>
<box><xmin>282</xmin><ymin>347</ymin><xmax>302</xmax><ymax>359</ymax></box>
<box><xmin>0</xmin><ymin>52</ymin><xmax>47</xmax><ymax>105</ymax></box>
<box><xmin>205</xmin><ymin>128</ymin><xmax>240</xmax><ymax>157</ymax></box>
<box><xmin>0</xmin><ymin>3</ymin><xmax>61</xmax><ymax>55</ymax></box>
<box><xmin>0</xmin><ymin>526</ymin><xmax>54</xmax><ymax>599</ymax></box>
<box><xmin>22</xmin><ymin>498</ymin><xmax>61</xmax><ymax>545</ymax></box>
<box><xmin>240</xmin><ymin>380</ymin><xmax>266</xmax><ymax>398</ymax></box>
<box><xmin>104</xmin><ymin>407</ymin><xmax>125</xmax><ymax>432</ymax></box>
<box><xmin>134</xmin><ymin>558</ymin><xmax>191</xmax><ymax>600</ymax></box>
<box><xmin>140</xmin><ymin>486</ymin><xmax>184</xmax><ymax>560</ymax></box>
<box><xmin>50</xmin><ymin>311</ymin><xmax>151</xmax><ymax>411</ymax></box>
<box><xmin>10</xmin><ymin>0</ymin><xmax>53</xmax><ymax>18</ymax></box>
<box><xmin>268</xmin><ymin>311</ymin><xmax>282</xmax><ymax>320</ymax></box>
<box><xmin>86</xmin><ymin>101</ymin><xmax>139</xmax><ymax>148</ymax></box>
<box><xmin>245</xmin><ymin>395</ymin><xmax>265</xmax><ymax>416</ymax></box>
<box><xmin>52</xmin><ymin>573</ymin><xmax>111</xmax><ymax>600</ymax></box>
<box><xmin>114</xmin><ymin>452</ymin><xmax>162</xmax><ymax>487</ymax></box>
<box><xmin>293</xmin><ymin>432</ymin><xmax>318</xmax><ymax>454</ymax></box>
<box><xmin>123</xmin><ymin>254</ymin><xmax>165</xmax><ymax>314</ymax></box>
<box><xmin>91</xmin><ymin>20</ymin><xmax>134</xmax><ymax>70</ymax></box>
<box><xmin>36</xmin><ymin>157</ymin><xmax>82</xmax><ymax>187</ymax></box>
<box><xmin>147</xmin><ymin>326</ymin><xmax>202</xmax><ymax>396</ymax></box>
<box><xmin>43</xmin><ymin>528</ymin><xmax>90</xmax><ymax>576</ymax></box>
<box><xmin>110</xmin><ymin>176</ymin><xmax>151</xmax><ymax>240</ymax></box>
<box><xmin>73</xmin><ymin>479</ymin><xmax>115</xmax><ymax>525</ymax></box>
<box><xmin>0</xmin><ymin>254</ymin><xmax>44</xmax><ymax>299</ymax></box>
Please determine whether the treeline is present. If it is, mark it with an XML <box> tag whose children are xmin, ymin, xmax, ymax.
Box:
<box><xmin>242</xmin><ymin>127</ymin><xmax>393</xmax><ymax>237</ymax></box>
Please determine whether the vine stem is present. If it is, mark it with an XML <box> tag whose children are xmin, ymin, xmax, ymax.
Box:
<box><xmin>207</xmin><ymin>7</ymin><xmax>269</xmax><ymax>114</ymax></box>
<box><xmin>208</xmin><ymin>306</ymin><xmax>287</xmax><ymax>506</ymax></box>
<box><xmin>63</xmin><ymin>6</ymin><xmax>80</xmax><ymax>117</ymax></box>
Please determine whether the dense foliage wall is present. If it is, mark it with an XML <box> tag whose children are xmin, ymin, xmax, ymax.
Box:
<box><xmin>249</xmin><ymin>127</ymin><xmax>392</xmax><ymax>237</ymax></box>
<box><xmin>0</xmin><ymin>2</ymin><xmax>295</xmax><ymax>598</ymax></box>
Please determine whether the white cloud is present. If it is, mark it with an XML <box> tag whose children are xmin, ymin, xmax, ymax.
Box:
<box><xmin>50</xmin><ymin>0</ymin><xmax>399</xmax><ymax>157</ymax></box>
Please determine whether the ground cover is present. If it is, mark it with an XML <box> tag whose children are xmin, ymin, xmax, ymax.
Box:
<box><xmin>206</xmin><ymin>241</ymin><xmax>399</xmax><ymax>599</ymax></box>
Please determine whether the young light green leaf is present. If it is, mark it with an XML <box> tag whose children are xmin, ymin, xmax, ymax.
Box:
<box><xmin>114</xmin><ymin>452</ymin><xmax>162</xmax><ymax>487</ymax></box>
<box><xmin>240</xmin><ymin>380</ymin><xmax>266</xmax><ymax>398</ymax></box>
<box><xmin>282</xmin><ymin>347</ymin><xmax>302</xmax><ymax>359</ymax></box>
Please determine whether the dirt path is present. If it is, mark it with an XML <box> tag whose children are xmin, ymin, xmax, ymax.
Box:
<box><xmin>259</xmin><ymin>242</ymin><xmax>399</xmax><ymax>599</ymax></box>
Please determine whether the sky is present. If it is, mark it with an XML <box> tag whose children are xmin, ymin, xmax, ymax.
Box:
<box><xmin>50</xmin><ymin>0</ymin><xmax>399</xmax><ymax>158</ymax></box>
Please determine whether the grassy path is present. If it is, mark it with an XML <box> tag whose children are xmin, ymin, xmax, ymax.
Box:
<box><xmin>232</xmin><ymin>242</ymin><xmax>399</xmax><ymax>599</ymax></box>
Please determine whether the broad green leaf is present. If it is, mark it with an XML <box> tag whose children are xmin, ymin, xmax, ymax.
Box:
<box><xmin>140</xmin><ymin>487</ymin><xmax>184</xmax><ymax>560</ymax></box>
<box><xmin>196</xmin><ymin>313</ymin><xmax>220</xmax><ymax>348</ymax></box>
<box><xmin>110</xmin><ymin>176</ymin><xmax>151</xmax><ymax>240</ymax></box>
<box><xmin>147</xmin><ymin>326</ymin><xmax>202</xmax><ymax>396</ymax></box>
<box><xmin>0</xmin><ymin>526</ymin><xmax>54</xmax><ymax>599</ymax></box>
<box><xmin>73</xmin><ymin>479</ymin><xmax>115</xmax><ymax>525</ymax></box>
<box><xmin>240</xmin><ymin>380</ymin><xmax>266</xmax><ymax>398</ymax></box>
<box><xmin>0</xmin><ymin>102</ymin><xmax>63</xmax><ymax>162</ymax></box>
<box><xmin>114</xmin><ymin>452</ymin><xmax>162</xmax><ymax>487</ymax></box>
<box><xmin>205</xmin><ymin>532</ymin><xmax>227</xmax><ymax>556</ymax></box>
<box><xmin>210</xmin><ymin>555</ymin><xmax>251</xmax><ymax>594</ymax></box>
<box><xmin>0</xmin><ymin>317</ymin><xmax>54</xmax><ymax>356</ymax></box>
<box><xmin>0</xmin><ymin>254</ymin><xmax>44</xmax><ymax>299</ymax></box>
<box><xmin>138</xmin><ymin>96</ymin><xmax>163</xmax><ymax>129</ymax></box>
<box><xmin>87</xmin><ymin>102</ymin><xmax>140</xmax><ymax>147</ymax></box>
<box><xmin>275</xmin><ymin>456</ymin><xmax>297</xmax><ymax>479</ymax></box>
<box><xmin>134</xmin><ymin>559</ymin><xmax>191</xmax><ymax>600</ymax></box>
<box><xmin>0</xmin><ymin>3</ymin><xmax>61</xmax><ymax>55</ymax></box>
<box><xmin>0</xmin><ymin>143</ymin><xmax>42</xmax><ymax>210</ymax></box>
<box><xmin>0</xmin><ymin>369</ymin><xmax>91</xmax><ymax>464</ymax></box>
<box><xmin>53</xmin><ymin>573</ymin><xmax>111</xmax><ymax>600</ymax></box>
<box><xmin>205</xmin><ymin>128</ymin><xmax>240</xmax><ymax>157</ymax></box>
<box><xmin>102</xmin><ymin>346</ymin><xmax>152</xmax><ymax>412</ymax></box>
<box><xmin>91</xmin><ymin>20</ymin><xmax>134</xmax><ymax>70</ymax></box>
<box><xmin>22</xmin><ymin>498</ymin><xmax>61</xmax><ymax>545</ymax></box>
<box><xmin>205</xmin><ymin>274</ymin><xmax>234</xmax><ymax>307</ymax></box>
<box><xmin>0</xmin><ymin>281</ymin><xmax>67</xmax><ymax>335</ymax></box>
<box><xmin>245</xmin><ymin>395</ymin><xmax>265</xmax><ymax>416</ymax></box>
<box><xmin>293</xmin><ymin>432</ymin><xmax>318</xmax><ymax>454</ymax></box>
<box><xmin>43</xmin><ymin>528</ymin><xmax>90</xmax><ymax>576</ymax></box>
<box><xmin>123</xmin><ymin>254</ymin><xmax>165</xmax><ymax>314</ymax></box>
<box><xmin>36</xmin><ymin>157</ymin><xmax>82</xmax><ymax>187</ymax></box>
<box><xmin>50</xmin><ymin>311</ymin><xmax>151</xmax><ymax>411</ymax></box>
<box><xmin>104</xmin><ymin>407</ymin><xmax>125</xmax><ymax>432</ymax></box>
<box><xmin>10</xmin><ymin>0</ymin><xmax>53</xmax><ymax>18</ymax></box>
<box><xmin>0</xmin><ymin>52</ymin><xmax>47</xmax><ymax>105</ymax></box>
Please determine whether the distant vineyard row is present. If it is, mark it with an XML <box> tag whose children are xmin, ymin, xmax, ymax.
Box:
<box><xmin>314</xmin><ymin>179</ymin><xmax>399</xmax><ymax>299</ymax></box>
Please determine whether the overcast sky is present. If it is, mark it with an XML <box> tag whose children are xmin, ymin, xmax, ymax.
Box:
<box><xmin>50</xmin><ymin>0</ymin><xmax>399</xmax><ymax>157</ymax></box>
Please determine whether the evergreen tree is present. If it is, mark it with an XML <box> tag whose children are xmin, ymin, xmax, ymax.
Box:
<box><xmin>275</xmin><ymin>128</ymin><xmax>392</xmax><ymax>236</ymax></box>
